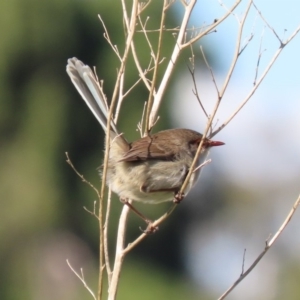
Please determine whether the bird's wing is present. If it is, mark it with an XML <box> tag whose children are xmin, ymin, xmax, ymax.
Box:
<box><xmin>118</xmin><ymin>135</ymin><xmax>177</xmax><ymax>162</ymax></box>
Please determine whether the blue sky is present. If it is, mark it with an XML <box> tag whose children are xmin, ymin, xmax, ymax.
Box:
<box><xmin>172</xmin><ymin>0</ymin><xmax>300</xmax><ymax>186</ymax></box>
<box><xmin>172</xmin><ymin>1</ymin><xmax>300</xmax><ymax>298</ymax></box>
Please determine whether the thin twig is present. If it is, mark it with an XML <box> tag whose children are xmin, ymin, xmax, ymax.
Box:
<box><xmin>218</xmin><ymin>0</ymin><xmax>239</xmax><ymax>23</ymax></box>
<box><xmin>177</xmin><ymin>1</ymin><xmax>251</xmax><ymax>194</ymax></box>
<box><xmin>122</xmin><ymin>57</ymin><xmax>165</xmax><ymax>100</ymax></box>
<box><xmin>213</xmin><ymin>23</ymin><xmax>300</xmax><ymax>137</ymax></box>
<box><xmin>65</xmin><ymin>153</ymin><xmax>100</xmax><ymax>198</ymax></box>
<box><xmin>241</xmin><ymin>249</ymin><xmax>246</xmax><ymax>276</ymax></box>
<box><xmin>252</xmin><ymin>2</ymin><xmax>283</xmax><ymax>44</ymax></box>
<box><xmin>188</xmin><ymin>45</ymin><xmax>209</xmax><ymax>119</ymax></box>
<box><xmin>179</xmin><ymin>116</ymin><xmax>213</xmax><ymax>195</ymax></box>
<box><xmin>104</xmin><ymin>190</ymin><xmax>113</xmax><ymax>285</ymax></box>
<box><xmin>144</xmin><ymin>0</ymin><xmax>168</xmax><ymax>134</ymax></box>
<box><xmin>108</xmin><ymin>204</ymin><xmax>131</xmax><ymax>300</ymax></box>
<box><xmin>130</xmin><ymin>36</ymin><xmax>153</xmax><ymax>92</ymax></box>
<box><xmin>137</xmin><ymin>0</ymin><xmax>152</xmax><ymax>14</ymax></box>
<box><xmin>67</xmin><ymin>260</ymin><xmax>97</xmax><ymax>300</ymax></box>
<box><xmin>253</xmin><ymin>28</ymin><xmax>266</xmax><ymax>86</ymax></box>
<box><xmin>83</xmin><ymin>201</ymin><xmax>100</xmax><ymax>221</ymax></box>
<box><xmin>193</xmin><ymin>159</ymin><xmax>211</xmax><ymax>173</ymax></box>
<box><xmin>105</xmin><ymin>1</ymin><xmax>139</xmax><ymax>299</ymax></box>
<box><xmin>218</xmin><ymin>194</ymin><xmax>300</xmax><ymax>300</ymax></box>
<box><xmin>200</xmin><ymin>46</ymin><xmax>219</xmax><ymax>96</ymax></box>
<box><xmin>114</xmin><ymin>73</ymin><xmax>125</xmax><ymax>123</ymax></box>
<box><xmin>138</xmin><ymin>16</ymin><xmax>156</xmax><ymax>61</ymax></box>
<box><xmin>98</xmin><ymin>15</ymin><xmax>122</xmax><ymax>61</ymax></box>
<box><xmin>124</xmin><ymin>203</ymin><xmax>177</xmax><ymax>254</ymax></box>
<box><xmin>181</xmin><ymin>0</ymin><xmax>242</xmax><ymax>48</ymax></box>
<box><xmin>149</xmin><ymin>0</ymin><xmax>197</xmax><ymax>127</ymax></box>
<box><xmin>100</xmin><ymin>1</ymin><xmax>139</xmax><ymax>298</ymax></box>
<box><xmin>218</xmin><ymin>0</ymin><xmax>253</xmax><ymax>99</ymax></box>
<box><xmin>136</xmin><ymin>24</ymin><xmax>212</xmax><ymax>33</ymax></box>
<box><xmin>137</xmin><ymin>102</ymin><xmax>147</xmax><ymax>137</ymax></box>
<box><xmin>149</xmin><ymin>0</ymin><xmax>241</xmax><ymax>128</ymax></box>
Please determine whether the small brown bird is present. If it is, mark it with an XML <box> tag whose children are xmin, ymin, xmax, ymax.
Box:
<box><xmin>66</xmin><ymin>58</ymin><xmax>224</xmax><ymax>205</ymax></box>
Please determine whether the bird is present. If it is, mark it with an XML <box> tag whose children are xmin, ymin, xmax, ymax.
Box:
<box><xmin>66</xmin><ymin>57</ymin><xmax>224</xmax><ymax>224</ymax></box>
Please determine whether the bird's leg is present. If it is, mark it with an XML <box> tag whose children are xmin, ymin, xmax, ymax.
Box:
<box><xmin>120</xmin><ymin>198</ymin><xmax>158</xmax><ymax>234</ymax></box>
<box><xmin>173</xmin><ymin>166</ymin><xmax>189</xmax><ymax>203</ymax></box>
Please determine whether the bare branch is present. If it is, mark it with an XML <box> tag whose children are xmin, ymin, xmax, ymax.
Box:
<box><xmin>149</xmin><ymin>0</ymin><xmax>242</xmax><ymax>128</ymax></box>
<box><xmin>188</xmin><ymin>45</ymin><xmax>209</xmax><ymax>119</ymax></box>
<box><xmin>67</xmin><ymin>260</ymin><xmax>97</xmax><ymax>300</ymax></box>
<box><xmin>200</xmin><ymin>45</ymin><xmax>220</xmax><ymax>96</ymax></box>
<box><xmin>114</xmin><ymin>73</ymin><xmax>125</xmax><ymax>123</ymax></box>
<box><xmin>253</xmin><ymin>28</ymin><xmax>266</xmax><ymax>86</ymax></box>
<box><xmin>98</xmin><ymin>15</ymin><xmax>122</xmax><ymax>61</ymax></box>
<box><xmin>108</xmin><ymin>204</ymin><xmax>131</xmax><ymax>300</ymax></box>
<box><xmin>241</xmin><ymin>249</ymin><xmax>246</xmax><ymax>276</ymax></box>
<box><xmin>177</xmin><ymin>1</ymin><xmax>251</xmax><ymax>194</ymax></box>
<box><xmin>71</xmin><ymin>2</ymin><xmax>300</xmax><ymax>300</ymax></box>
<box><xmin>137</xmin><ymin>0</ymin><xmax>152</xmax><ymax>14</ymax></box>
<box><xmin>104</xmin><ymin>190</ymin><xmax>113</xmax><ymax>285</ymax></box>
<box><xmin>193</xmin><ymin>158</ymin><xmax>211</xmax><ymax>173</ymax></box>
<box><xmin>181</xmin><ymin>0</ymin><xmax>242</xmax><ymax>48</ymax></box>
<box><xmin>149</xmin><ymin>0</ymin><xmax>197</xmax><ymax>127</ymax></box>
<box><xmin>144</xmin><ymin>0</ymin><xmax>168</xmax><ymax>133</ymax></box>
<box><xmin>130</xmin><ymin>36</ymin><xmax>153</xmax><ymax>92</ymax></box>
<box><xmin>213</xmin><ymin>23</ymin><xmax>300</xmax><ymax>137</ymax></box>
<box><xmin>218</xmin><ymin>0</ymin><xmax>253</xmax><ymax>99</ymax></box>
<box><xmin>124</xmin><ymin>203</ymin><xmax>177</xmax><ymax>253</ymax></box>
<box><xmin>65</xmin><ymin>152</ymin><xmax>100</xmax><ymax>198</ymax></box>
<box><xmin>136</xmin><ymin>24</ymin><xmax>213</xmax><ymax>33</ymax></box>
<box><xmin>100</xmin><ymin>1</ymin><xmax>140</xmax><ymax>298</ymax></box>
<box><xmin>83</xmin><ymin>201</ymin><xmax>100</xmax><ymax>221</ymax></box>
<box><xmin>138</xmin><ymin>16</ymin><xmax>156</xmax><ymax>61</ymax></box>
<box><xmin>122</xmin><ymin>56</ymin><xmax>166</xmax><ymax>100</ymax></box>
<box><xmin>218</xmin><ymin>194</ymin><xmax>300</xmax><ymax>300</ymax></box>
<box><xmin>137</xmin><ymin>102</ymin><xmax>147</xmax><ymax>137</ymax></box>
<box><xmin>252</xmin><ymin>2</ymin><xmax>283</xmax><ymax>44</ymax></box>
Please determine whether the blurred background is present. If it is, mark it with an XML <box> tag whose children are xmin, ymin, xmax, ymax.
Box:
<box><xmin>0</xmin><ymin>0</ymin><xmax>300</xmax><ymax>299</ymax></box>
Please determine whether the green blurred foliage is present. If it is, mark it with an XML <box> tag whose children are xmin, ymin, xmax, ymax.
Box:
<box><xmin>0</xmin><ymin>0</ymin><xmax>208</xmax><ymax>299</ymax></box>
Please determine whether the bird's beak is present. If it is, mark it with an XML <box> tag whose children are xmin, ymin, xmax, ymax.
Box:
<box><xmin>207</xmin><ymin>140</ymin><xmax>225</xmax><ymax>147</ymax></box>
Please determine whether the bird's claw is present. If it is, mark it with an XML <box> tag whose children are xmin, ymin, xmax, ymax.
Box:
<box><xmin>173</xmin><ymin>191</ymin><xmax>185</xmax><ymax>204</ymax></box>
<box><xmin>139</xmin><ymin>220</ymin><xmax>159</xmax><ymax>234</ymax></box>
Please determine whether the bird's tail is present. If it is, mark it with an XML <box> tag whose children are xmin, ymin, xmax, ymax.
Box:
<box><xmin>66</xmin><ymin>57</ymin><xmax>118</xmax><ymax>134</ymax></box>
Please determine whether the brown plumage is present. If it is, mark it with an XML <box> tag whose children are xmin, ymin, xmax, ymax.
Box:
<box><xmin>66</xmin><ymin>58</ymin><xmax>224</xmax><ymax>204</ymax></box>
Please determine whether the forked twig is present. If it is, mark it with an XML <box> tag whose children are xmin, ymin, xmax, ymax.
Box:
<box><xmin>213</xmin><ymin>22</ymin><xmax>300</xmax><ymax>137</ymax></box>
<box><xmin>105</xmin><ymin>2</ymin><xmax>140</xmax><ymax>299</ymax></box>
<box><xmin>193</xmin><ymin>159</ymin><xmax>211</xmax><ymax>173</ymax></box>
<box><xmin>181</xmin><ymin>0</ymin><xmax>242</xmax><ymax>48</ymax></box>
<box><xmin>67</xmin><ymin>260</ymin><xmax>97</xmax><ymax>300</ymax></box>
<box><xmin>200</xmin><ymin>46</ymin><xmax>219</xmax><ymax>96</ymax></box>
<box><xmin>98</xmin><ymin>15</ymin><xmax>122</xmax><ymax>61</ymax></box>
<box><xmin>218</xmin><ymin>194</ymin><xmax>300</xmax><ymax>300</ymax></box>
<box><xmin>124</xmin><ymin>203</ymin><xmax>177</xmax><ymax>253</ymax></box>
<box><xmin>144</xmin><ymin>0</ymin><xmax>169</xmax><ymax>134</ymax></box>
<box><xmin>83</xmin><ymin>201</ymin><xmax>99</xmax><ymax>221</ymax></box>
<box><xmin>65</xmin><ymin>152</ymin><xmax>100</xmax><ymax>198</ymax></box>
<box><xmin>188</xmin><ymin>46</ymin><xmax>209</xmax><ymax>119</ymax></box>
<box><xmin>252</xmin><ymin>1</ymin><xmax>283</xmax><ymax>44</ymax></box>
<box><xmin>178</xmin><ymin>1</ymin><xmax>252</xmax><ymax>195</ymax></box>
<box><xmin>218</xmin><ymin>0</ymin><xmax>253</xmax><ymax>99</ymax></box>
<box><xmin>76</xmin><ymin>2</ymin><xmax>300</xmax><ymax>300</ymax></box>
<box><xmin>149</xmin><ymin>0</ymin><xmax>241</xmax><ymax>129</ymax></box>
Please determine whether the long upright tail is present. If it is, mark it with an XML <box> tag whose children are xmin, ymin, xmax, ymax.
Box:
<box><xmin>66</xmin><ymin>57</ymin><xmax>118</xmax><ymax>134</ymax></box>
